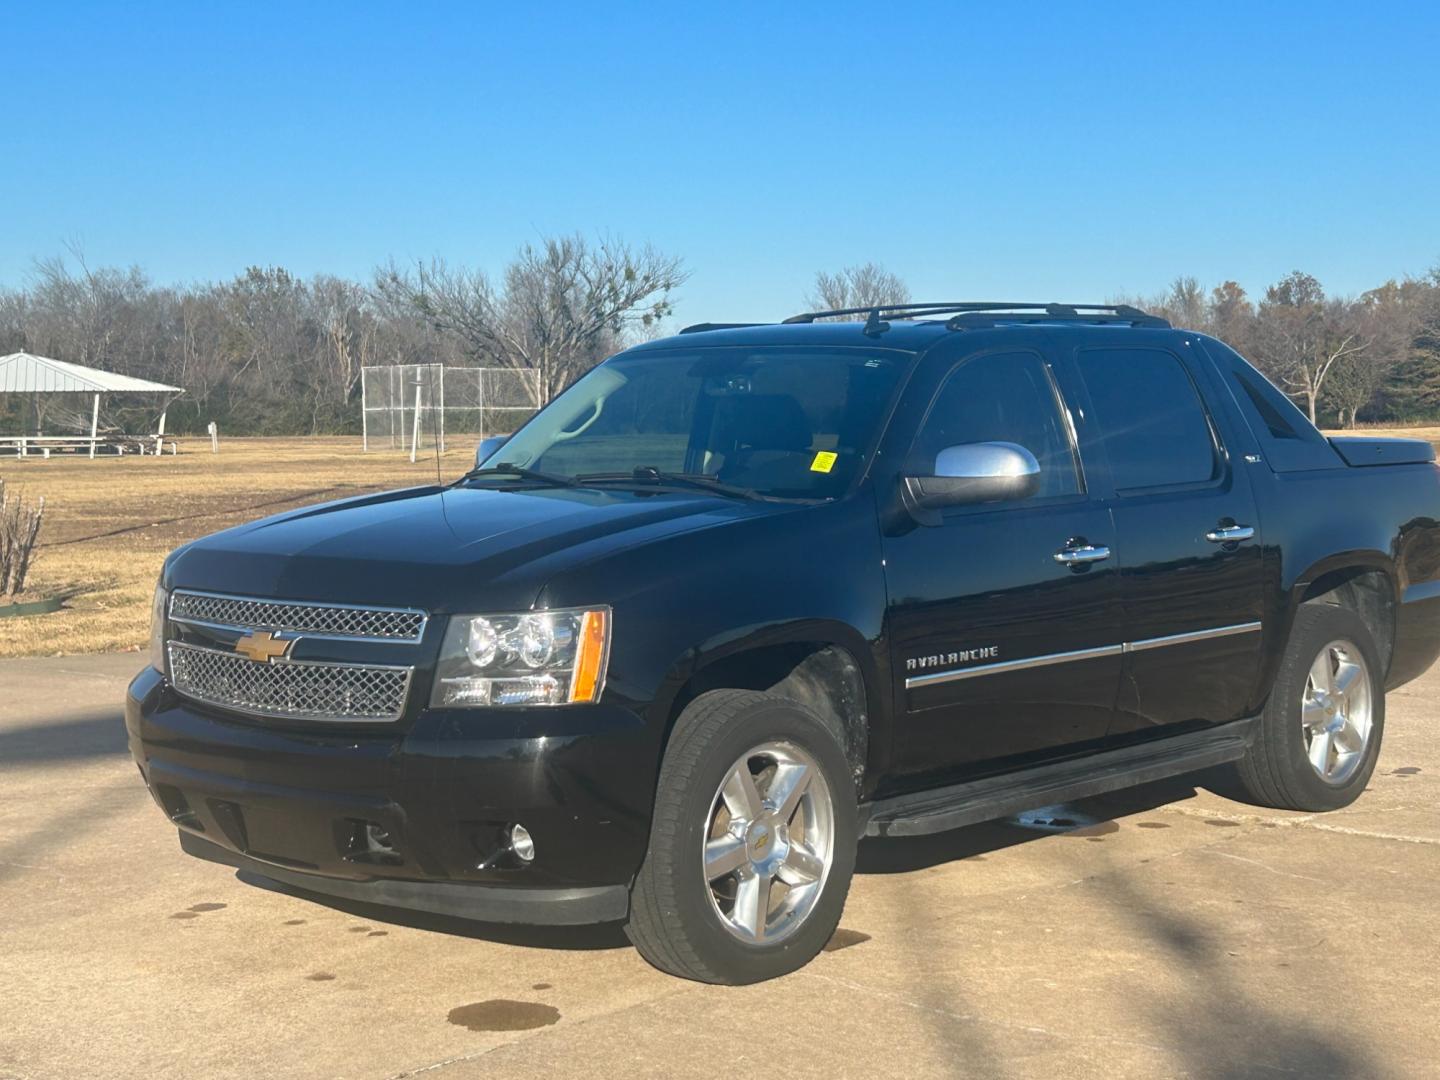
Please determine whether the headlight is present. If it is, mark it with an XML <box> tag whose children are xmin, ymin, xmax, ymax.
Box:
<box><xmin>149</xmin><ymin>583</ymin><xmax>169</xmax><ymax>674</ymax></box>
<box><xmin>432</xmin><ymin>607</ymin><xmax>611</xmax><ymax>708</ymax></box>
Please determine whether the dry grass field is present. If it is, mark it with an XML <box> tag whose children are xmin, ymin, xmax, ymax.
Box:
<box><xmin>0</xmin><ymin>437</ymin><xmax>474</xmax><ymax>658</ymax></box>
<box><xmin>1334</xmin><ymin>422</ymin><xmax>1440</xmax><ymax>441</ymax></box>
<box><xmin>2</xmin><ymin>426</ymin><xmax>1439</xmax><ymax>659</ymax></box>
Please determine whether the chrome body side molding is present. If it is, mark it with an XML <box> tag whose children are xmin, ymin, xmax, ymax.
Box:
<box><xmin>1123</xmin><ymin>621</ymin><xmax>1262</xmax><ymax>654</ymax></box>
<box><xmin>904</xmin><ymin>622</ymin><xmax>1262</xmax><ymax>690</ymax></box>
<box><xmin>905</xmin><ymin>644</ymin><xmax>1125</xmax><ymax>689</ymax></box>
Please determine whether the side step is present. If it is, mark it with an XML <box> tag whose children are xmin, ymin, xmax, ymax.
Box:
<box><xmin>862</xmin><ymin>719</ymin><xmax>1257</xmax><ymax>838</ymax></box>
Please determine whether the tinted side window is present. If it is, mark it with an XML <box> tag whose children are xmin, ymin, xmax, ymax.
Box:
<box><xmin>911</xmin><ymin>351</ymin><xmax>1079</xmax><ymax>499</ymax></box>
<box><xmin>1077</xmin><ymin>348</ymin><xmax>1218</xmax><ymax>491</ymax></box>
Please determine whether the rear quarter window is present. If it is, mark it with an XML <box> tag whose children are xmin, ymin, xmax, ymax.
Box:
<box><xmin>1198</xmin><ymin>338</ymin><xmax>1343</xmax><ymax>473</ymax></box>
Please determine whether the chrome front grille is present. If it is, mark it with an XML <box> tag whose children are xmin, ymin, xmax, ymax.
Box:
<box><xmin>168</xmin><ymin>642</ymin><xmax>412</xmax><ymax>723</ymax></box>
<box><xmin>169</xmin><ymin>591</ymin><xmax>426</xmax><ymax>642</ymax></box>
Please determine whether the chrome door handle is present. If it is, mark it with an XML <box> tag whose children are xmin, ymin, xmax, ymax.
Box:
<box><xmin>1206</xmin><ymin>525</ymin><xmax>1255</xmax><ymax>544</ymax></box>
<box><xmin>1054</xmin><ymin>544</ymin><xmax>1112</xmax><ymax>565</ymax></box>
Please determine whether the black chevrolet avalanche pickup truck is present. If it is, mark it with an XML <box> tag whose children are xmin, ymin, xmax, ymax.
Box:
<box><xmin>128</xmin><ymin>301</ymin><xmax>1440</xmax><ymax>984</ymax></box>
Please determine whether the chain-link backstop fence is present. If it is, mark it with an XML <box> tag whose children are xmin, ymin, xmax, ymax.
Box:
<box><xmin>361</xmin><ymin>365</ymin><xmax>541</xmax><ymax>457</ymax></box>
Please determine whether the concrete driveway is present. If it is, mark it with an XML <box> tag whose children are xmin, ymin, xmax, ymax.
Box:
<box><xmin>2</xmin><ymin>653</ymin><xmax>1436</xmax><ymax>1080</ymax></box>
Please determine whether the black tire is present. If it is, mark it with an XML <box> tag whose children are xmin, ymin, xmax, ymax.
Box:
<box><xmin>1232</xmin><ymin>604</ymin><xmax>1385</xmax><ymax>812</ymax></box>
<box><xmin>626</xmin><ymin>689</ymin><xmax>858</xmax><ymax>984</ymax></box>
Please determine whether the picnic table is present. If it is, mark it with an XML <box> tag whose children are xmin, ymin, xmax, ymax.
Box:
<box><xmin>0</xmin><ymin>434</ymin><xmax>178</xmax><ymax>458</ymax></box>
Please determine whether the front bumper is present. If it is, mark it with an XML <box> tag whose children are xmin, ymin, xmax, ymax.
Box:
<box><xmin>126</xmin><ymin>666</ymin><xmax>657</xmax><ymax>925</ymax></box>
<box><xmin>177</xmin><ymin>832</ymin><xmax>627</xmax><ymax>923</ymax></box>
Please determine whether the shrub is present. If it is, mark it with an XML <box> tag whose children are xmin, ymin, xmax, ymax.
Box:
<box><xmin>0</xmin><ymin>478</ymin><xmax>45</xmax><ymax>597</ymax></box>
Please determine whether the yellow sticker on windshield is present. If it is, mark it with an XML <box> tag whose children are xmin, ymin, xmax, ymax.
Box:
<box><xmin>810</xmin><ymin>451</ymin><xmax>838</xmax><ymax>474</ymax></box>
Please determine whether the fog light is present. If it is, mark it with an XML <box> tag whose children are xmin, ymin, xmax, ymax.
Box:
<box><xmin>510</xmin><ymin>823</ymin><xmax>535</xmax><ymax>862</ymax></box>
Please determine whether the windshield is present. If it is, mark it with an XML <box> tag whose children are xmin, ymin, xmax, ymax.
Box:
<box><xmin>484</xmin><ymin>347</ymin><xmax>908</xmax><ymax>499</ymax></box>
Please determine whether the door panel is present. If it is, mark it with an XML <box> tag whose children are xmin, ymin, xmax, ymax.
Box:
<box><xmin>880</xmin><ymin>346</ymin><xmax>1123</xmax><ymax>785</ymax></box>
<box><xmin>1108</xmin><ymin>488</ymin><xmax>1264</xmax><ymax>732</ymax></box>
<box><xmin>1070</xmin><ymin>341</ymin><xmax>1265</xmax><ymax>735</ymax></box>
<box><xmin>884</xmin><ymin>502</ymin><xmax>1124</xmax><ymax>780</ymax></box>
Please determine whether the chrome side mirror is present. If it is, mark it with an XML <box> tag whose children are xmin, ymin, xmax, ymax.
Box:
<box><xmin>475</xmin><ymin>435</ymin><xmax>509</xmax><ymax>469</ymax></box>
<box><xmin>902</xmin><ymin>441</ymin><xmax>1041</xmax><ymax>524</ymax></box>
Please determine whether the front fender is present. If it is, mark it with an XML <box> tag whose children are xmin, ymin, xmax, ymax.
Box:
<box><xmin>537</xmin><ymin>493</ymin><xmax>890</xmax><ymax>768</ymax></box>
<box><xmin>650</xmin><ymin>615</ymin><xmax>884</xmax><ymax>747</ymax></box>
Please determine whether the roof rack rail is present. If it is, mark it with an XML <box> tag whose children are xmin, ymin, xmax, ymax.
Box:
<box><xmin>678</xmin><ymin>321</ymin><xmax>768</xmax><ymax>334</ymax></box>
<box><xmin>782</xmin><ymin>302</ymin><xmax>995</xmax><ymax>324</ymax></box>
<box><xmin>946</xmin><ymin>304</ymin><xmax>1170</xmax><ymax>330</ymax></box>
<box><xmin>781</xmin><ymin>302</ymin><xmax>1169</xmax><ymax>329</ymax></box>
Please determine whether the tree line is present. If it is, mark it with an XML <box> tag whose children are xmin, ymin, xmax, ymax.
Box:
<box><xmin>803</xmin><ymin>261</ymin><xmax>1440</xmax><ymax>429</ymax></box>
<box><xmin>1</xmin><ymin>244</ymin><xmax>1437</xmax><ymax>436</ymax></box>
<box><xmin>1113</xmin><ymin>270</ymin><xmax>1440</xmax><ymax>426</ymax></box>
<box><xmin>0</xmin><ymin>237</ymin><xmax>685</xmax><ymax>436</ymax></box>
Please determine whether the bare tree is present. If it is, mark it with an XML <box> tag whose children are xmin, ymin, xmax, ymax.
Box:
<box><xmin>310</xmin><ymin>275</ymin><xmax>378</xmax><ymax>427</ymax></box>
<box><xmin>1253</xmin><ymin>272</ymin><xmax>1368</xmax><ymax>423</ymax></box>
<box><xmin>22</xmin><ymin>252</ymin><xmax>163</xmax><ymax>431</ymax></box>
<box><xmin>1109</xmin><ymin>276</ymin><xmax>1211</xmax><ymax>332</ymax></box>
<box><xmin>1325</xmin><ymin>280</ymin><xmax>1422</xmax><ymax>426</ymax></box>
<box><xmin>805</xmin><ymin>262</ymin><xmax>911</xmax><ymax>318</ymax></box>
<box><xmin>1327</xmin><ymin>349</ymin><xmax>1389</xmax><ymax>428</ymax></box>
<box><xmin>175</xmin><ymin>285</ymin><xmax>229</xmax><ymax>415</ymax></box>
<box><xmin>1162</xmin><ymin>276</ymin><xmax>1207</xmax><ymax>330</ymax></box>
<box><xmin>375</xmin><ymin>235</ymin><xmax>687</xmax><ymax>402</ymax></box>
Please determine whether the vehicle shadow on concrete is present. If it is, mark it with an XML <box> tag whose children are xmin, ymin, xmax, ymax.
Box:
<box><xmin>881</xmin><ymin>870</ymin><xmax>1372</xmax><ymax>1079</ymax></box>
<box><xmin>856</xmin><ymin>767</ymin><xmax>1237</xmax><ymax>874</ymax></box>
<box><xmin>869</xmin><ymin>771</ymin><xmax>1372</xmax><ymax>1079</ymax></box>
<box><xmin>0</xmin><ymin>709</ymin><xmax>129</xmax><ymax>764</ymax></box>
<box><xmin>1099</xmin><ymin>857</ymin><xmax>1369</xmax><ymax>1078</ymax></box>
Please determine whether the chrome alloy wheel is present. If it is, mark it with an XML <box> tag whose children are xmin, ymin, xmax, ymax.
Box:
<box><xmin>1301</xmin><ymin>638</ymin><xmax>1373</xmax><ymax>785</ymax></box>
<box><xmin>702</xmin><ymin>741</ymin><xmax>835</xmax><ymax>945</ymax></box>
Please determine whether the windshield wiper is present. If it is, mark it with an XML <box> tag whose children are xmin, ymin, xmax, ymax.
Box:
<box><xmin>455</xmin><ymin>463</ymin><xmax>578</xmax><ymax>488</ymax></box>
<box><xmin>575</xmin><ymin>467</ymin><xmax>763</xmax><ymax>501</ymax></box>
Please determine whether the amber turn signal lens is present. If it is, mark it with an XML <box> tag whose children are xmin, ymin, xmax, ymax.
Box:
<box><xmin>568</xmin><ymin>608</ymin><xmax>610</xmax><ymax>703</ymax></box>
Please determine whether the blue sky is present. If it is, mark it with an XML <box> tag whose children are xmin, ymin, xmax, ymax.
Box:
<box><xmin>3</xmin><ymin>2</ymin><xmax>1437</xmax><ymax>326</ymax></box>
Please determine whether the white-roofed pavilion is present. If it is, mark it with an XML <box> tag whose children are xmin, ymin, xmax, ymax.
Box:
<box><xmin>0</xmin><ymin>351</ymin><xmax>183</xmax><ymax>458</ymax></box>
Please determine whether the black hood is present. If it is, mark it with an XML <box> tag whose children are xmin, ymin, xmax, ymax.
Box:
<box><xmin>166</xmin><ymin>484</ymin><xmax>781</xmax><ymax>612</ymax></box>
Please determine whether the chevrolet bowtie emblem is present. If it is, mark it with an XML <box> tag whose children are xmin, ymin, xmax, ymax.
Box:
<box><xmin>233</xmin><ymin>630</ymin><xmax>294</xmax><ymax>664</ymax></box>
